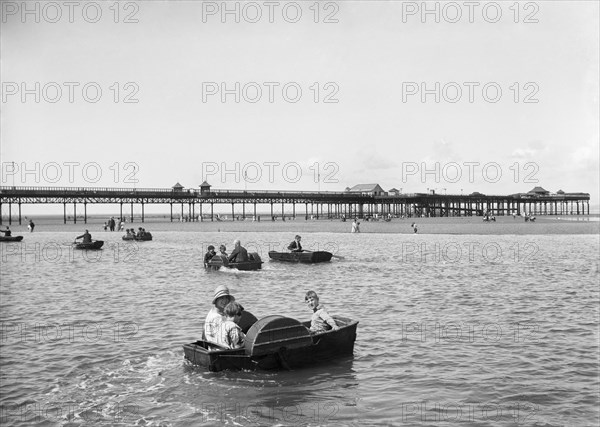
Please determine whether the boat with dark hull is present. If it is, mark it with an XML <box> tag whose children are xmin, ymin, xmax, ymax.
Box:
<box><xmin>122</xmin><ymin>233</ymin><xmax>153</xmax><ymax>241</ymax></box>
<box><xmin>74</xmin><ymin>240</ymin><xmax>104</xmax><ymax>250</ymax></box>
<box><xmin>207</xmin><ymin>253</ymin><xmax>263</xmax><ymax>271</ymax></box>
<box><xmin>268</xmin><ymin>251</ymin><xmax>333</xmax><ymax>263</ymax></box>
<box><xmin>183</xmin><ymin>315</ymin><xmax>358</xmax><ymax>371</ymax></box>
<box><xmin>0</xmin><ymin>236</ymin><xmax>23</xmax><ymax>242</ymax></box>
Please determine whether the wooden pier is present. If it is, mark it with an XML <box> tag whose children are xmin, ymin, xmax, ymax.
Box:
<box><xmin>0</xmin><ymin>186</ymin><xmax>591</xmax><ymax>225</ymax></box>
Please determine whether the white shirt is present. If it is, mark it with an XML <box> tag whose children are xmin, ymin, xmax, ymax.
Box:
<box><xmin>204</xmin><ymin>307</ymin><xmax>224</xmax><ymax>344</ymax></box>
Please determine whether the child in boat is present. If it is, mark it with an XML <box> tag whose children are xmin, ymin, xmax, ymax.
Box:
<box><xmin>288</xmin><ymin>235</ymin><xmax>303</xmax><ymax>252</ymax></box>
<box><xmin>216</xmin><ymin>301</ymin><xmax>245</xmax><ymax>349</ymax></box>
<box><xmin>203</xmin><ymin>245</ymin><xmax>216</xmax><ymax>267</ymax></box>
<box><xmin>218</xmin><ymin>245</ymin><xmax>228</xmax><ymax>257</ymax></box>
<box><xmin>305</xmin><ymin>290</ymin><xmax>339</xmax><ymax>333</ymax></box>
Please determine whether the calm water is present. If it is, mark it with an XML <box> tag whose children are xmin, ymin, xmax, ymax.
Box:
<box><xmin>0</xmin><ymin>228</ymin><xmax>598</xmax><ymax>426</ymax></box>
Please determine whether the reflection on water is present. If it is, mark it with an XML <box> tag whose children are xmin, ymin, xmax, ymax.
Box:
<box><xmin>0</xmin><ymin>231</ymin><xmax>598</xmax><ymax>426</ymax></box>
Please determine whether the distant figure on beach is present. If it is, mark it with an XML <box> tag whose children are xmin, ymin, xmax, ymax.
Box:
<box><xmin>288</xmin><ymin>235</ymin><xmax>303</xmax><ymax>252</ymax></box>
<box><xmin>411</xmin><ymin>223</ymin><xmax>418</xmax><ymax>233</ymax></box>
<box><xmin>76</xmin><ymin>230</ymin><xmax>92</xmax><ymax>243</ymax></box>
<box><xmin>351</xmin><ymin>219</ymin><xmax>360</xmax><ymax>233</ymax></box>
<box><xmin>109</xmin><ymin>217</ymin><xmax>116</xmax><ymax>231</ymax></box>
<box><xmin>204</xmin><ymin>245</ymin><xmax>216</xmax><ymax>267</ymax></box>
<box><xmin>228</xmin><ymin>239</ymin><xmax>248</xmax><ymax>263</ymax></box>
<box><xmin>1</xmin><ymin>227</ymin><xmax>12</xmax><ymax>237</ymax></box>
<box><xmin>103</xmin><ymin>222</ymin><xmax>108</xmax><ymax>231</ymax></box>
<box><xmin>28</xmin><ymin>220</ymin><xmax>35</xmax><ymax>232</ymax></box>
<box><xmin>119</xmin><ymin>220</ymin><xmax>125</xmax><ymax>231</ymax></box>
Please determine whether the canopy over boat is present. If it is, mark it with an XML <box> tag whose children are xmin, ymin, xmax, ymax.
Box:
<box><xmin>183</xmin><ymin>315</ymin><xmax>358</xmax><ymax>371</ymax></box>
<box><xmin>268</xmin><ymin>251</ymin><xmax>332</xmax><ymax>263</ymax></box>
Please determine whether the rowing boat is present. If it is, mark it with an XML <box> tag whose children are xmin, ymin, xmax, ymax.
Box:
<box><xmin>183</xmin><ymin>315</ymin><xmax>358</xmax><ymax>371</ymax></box>
<box><xmin>74</xmin><ymin>240</ymin><xmax>104</xmax><ymax>250</ymax></box>
<box><xmin>207</xmin><ymin>253</ymin><xmax>263</xmax><ymax>271</ymax></box>
<box><xmin>268</xmin><ymin>251</ymin><xmax>332</xmax><ymax>263</ymax></box>
<box><xmin>0</xmin><ymin>236</ymin><xmax>23</xmax><ymax>242</ymax></box>
<box><xmin>122</xmin><ymin>233</ymin><xmax>153</xmax><ymax>241</ymax></box>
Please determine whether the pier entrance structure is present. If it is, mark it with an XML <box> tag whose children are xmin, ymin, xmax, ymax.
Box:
<box><xmin>0</xmin><ymin>186</ymin><xmax>591</xmax><ymax>225</ymax></box>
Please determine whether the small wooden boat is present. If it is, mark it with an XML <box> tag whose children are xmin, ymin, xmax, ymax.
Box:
<box><xmin>122</xmin><ymin>233</ymin><xmax>153</xmax><ymax>241</ymax></box>
<box><xmin>0</xmin><ymin>235</ymin><xmax>23</xmax><ymax>242</ymax></box>
<box><xmin>183</xmin><ymin>315</ymin><xmax>358</xmax><ymax>371</ymax></box>
<box><xmin>268</xmin><ymin>251</ymin><xmax>332</xmax><ymax>263</ymax></box>
<box><xmin>74</xmin><ymin>240</ymin><xmax>104</xmax><ymax>250</ymax></box>
<box><xmin>207</xmin><ymin>253</ymin><xmax>263</xmax><ymax>271</ymax></box>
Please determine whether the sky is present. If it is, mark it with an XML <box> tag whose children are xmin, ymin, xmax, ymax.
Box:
<box><xmin>1</xmin><ymin>1</ymin><xmax>599</xmax><ymax>211</ymax></box>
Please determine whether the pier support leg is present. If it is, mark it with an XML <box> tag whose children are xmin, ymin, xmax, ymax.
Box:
<box><xmin>84</xmin><ymin>202</ymin><xmax>87</xmax><ymax>224</ymax></box>
<box><xmin>64</xmin><ymin>203</ymin><xmax>67</xmax><ymax>224</ymax></box>
<box><xmin>231</xmin><ymin>203</ymin><xmax>235</xmax><ymax>221</ymax></box>
<box><xmin>211</xmin><ymin>203</ymin><xmax>214</xmax><ymax>221</ymax></box>
<box><xmin>74</xmin><ymin>203</ymin><xmax>77</xmax><ymax>224</ymax></box>
<box><xmin>141</xmin><ymin>202</ymin><xmax>145</xmax><ymax>223</ymax></box>
<box><xmin>18</xmin><ymin>202</ymin><xmax>21</xmax><ymax>225</ymax></box>
<box><xmin>170</xmin><ymin>203</ymin><xmax>173</xmax><ymax>222</ymax></box>
<box><xmin>8</xmin><ymin>203</ymin><xmax>11</xmax><ymax>225</ymax></box>
<box><xmin>130</xmin><ymin>202</ymin><xmax>134</xmax><ymax>223</ymax></box>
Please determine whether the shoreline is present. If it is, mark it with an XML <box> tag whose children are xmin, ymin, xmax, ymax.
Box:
<box><xmin>3</xmin><ymin>216</ymin><xmax>598</xmax><ymax>235</ymax></box>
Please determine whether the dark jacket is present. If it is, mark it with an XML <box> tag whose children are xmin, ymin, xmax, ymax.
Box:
<box><xmin>228</xmin><ymin>246</ymin><xmax>248</xmax><ymax>263</ymax></box>
<box><xmin>287</xmin><ymin>240</ymin><xmax>302</xmax><ymax>252</ymax></box>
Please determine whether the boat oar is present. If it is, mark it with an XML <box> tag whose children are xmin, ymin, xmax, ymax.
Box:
<box><xmin>331</xmin><ymin>254</ymin><xmax>345</xmax><ymax>260</ymax></box>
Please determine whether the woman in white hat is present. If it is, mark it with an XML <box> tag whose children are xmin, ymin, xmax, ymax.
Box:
<box><xmin>204</xmin><ymin>285</ymin><xmax>237</xmax><ymax>344</ymax></box>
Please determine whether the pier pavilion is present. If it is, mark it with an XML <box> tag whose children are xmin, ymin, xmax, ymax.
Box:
<box><xmin>0</xmin><ymin>185</ymin><xmax>591</xmax><ymax>225</ymax></box>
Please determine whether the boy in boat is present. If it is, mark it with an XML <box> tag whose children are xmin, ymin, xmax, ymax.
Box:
<box><xmin>203</xmin><ymin>245</ymin><xmax>216</xmax><ymax>267</ymax></box>
<box><xmin>216</xmin><ymin>301</ymin><xmax>245</xmax><ymax>349</ymax></box>
<box><xmin>204</xmin><ymin>285</ymin><xmax>242</xmax><ymax>345</ymax></box>
<box><xmin>76</xmin><ymin>230</ymin><xmax>92</xmax><ymax>243</ymax></box>
<box><xmin>228</xmin><ymin>239</ymin><xmax>248</xmax><ymax>263</ymax></box>
<box><xmin>1</xmin><ymin>227</ymin><xmax>12</xmax><ymax>237</ymax></box>
<box><xmin>305</xmin><ymin>290</ymin><xmax>339</xmax><ymax>333</ymax></box>
<box><xmin>288</xmin><ymin>235</ymin><xmax>303</xmax><ymax>252</ymax></box>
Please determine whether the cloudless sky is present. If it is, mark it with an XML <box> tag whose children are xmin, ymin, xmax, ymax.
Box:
<box><xmin>2</xmin><ymin>1</ymin><xmax>598</xmax><ymax>207</ymax></box>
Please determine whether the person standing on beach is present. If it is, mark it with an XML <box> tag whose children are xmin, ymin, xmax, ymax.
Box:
<box><xmin>28</xmin><ymin>219</ymin><xmax>35</xmax><ymax>232</ymax></box>
<box><xmin>351</xmin><ymin>219</ymin><xmax>360</xmax><ymax>233</ymax></box>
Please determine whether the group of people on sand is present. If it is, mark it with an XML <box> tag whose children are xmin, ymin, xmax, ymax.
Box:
<box><xmin>203</xmin><ymin>240</ymin><xmax>249</xmax><ymax>267</ymax></box>
<box><xmin>203</xmin><ymin>285</ymin><xmax>339</xmax><ymax>349</ymax></box>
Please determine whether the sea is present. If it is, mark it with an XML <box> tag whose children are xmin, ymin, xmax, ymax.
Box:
<box><xmin>0</xmin><ymin>218</ymin><xmax>598</xmax><ymax>426</ymax></box>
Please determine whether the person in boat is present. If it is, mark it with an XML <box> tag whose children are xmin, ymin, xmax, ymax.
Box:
<box><xmin>137</xmin><ymin>227</ymin><xmax>144</xmax><ymax>238</ymax></box>
<box><xmin>305</xmin><ymin>290</ymin><xmax>338</xmax><ymax>333</ymax></box>
<box><xmin>216</xmin><ymin>301</ymin><xmax>245</xmax><ymax>349</ymax></box>
<box><xmin>351</xmin><ymin>219</ymin><xmax>360</xmax><ymax>233</ymax></box>
<box><xmin>204</xmin><ymin>285</ymin><xmax>243</xmax><ymax>344</ymax></box>
<box><xmin>288</xmin><ymin>235</ymin><xmax>303</xmax><ymax>252</ymax></box>
<box><xmin>1</xmin><ymin>227</ymin><xmax>12</xmax><ymax>237</ymax></box>
<box><xmin>228</xmin><ymin>239</ymin><xmax>248</xmax><ymax>263</ymax></box>
<box><xmin>218</xmin><ymin>245</ymin><xmax>228</xmax><ymax>257</ymax></box>
<box><xmin>204</xmin><ymin>245</ymin><xmax>217</xmax><ymax>267</ymax></box>
<box><xmin>76</xmin><ymin>230</ymin><xmax>92</xmax><ymax>243</ymax></box>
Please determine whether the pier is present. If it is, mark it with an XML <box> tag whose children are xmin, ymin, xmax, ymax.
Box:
<box><xmin>0</xmin><ymin>185</ymin><xmax>591</xmax><ymax>225</ymax></box>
